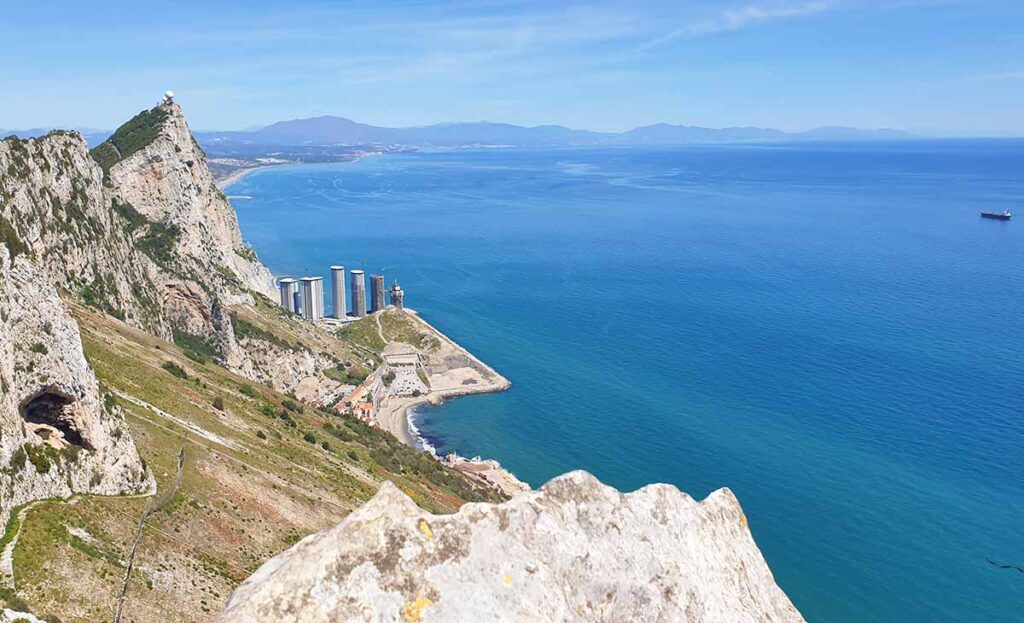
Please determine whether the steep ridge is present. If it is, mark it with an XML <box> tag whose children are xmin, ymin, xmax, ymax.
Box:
<box><xmin>1</xmin><ymin>98</ymin><xmax>369</xmax><ymax>393</ymax></box>
<box><xmin>91</xmin><ymin>102</ymin><xmax>278</xmax><ymax>369</ymax></box>
<box><xmin>0</xmin><ymin>131</ymin><xmax>168</xmax><ymax>336</ymax></box>
<box><xmin>0</xmin><ymin>247</ymin><xmax>152</xmax><ymax>530</ymax></box>
<box><xmin>223</xmin><ymin>471</ymin><xmax>805</xmax><ymax>622</ymax></box>
<box><xmin>100</xmin><ymin>102</ymin><xmax>275</xmax><ymax>303</ymax></box>
<box><xmin>1</xmin><ymin>106</ymin><xmax>300</xmax><ymax>391</ymax></box>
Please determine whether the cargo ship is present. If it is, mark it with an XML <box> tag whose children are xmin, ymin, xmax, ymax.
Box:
<box><xmin>980</xmin><ymin>209</ymin><xmax>1012</xmax><ymax>221</ymax></box>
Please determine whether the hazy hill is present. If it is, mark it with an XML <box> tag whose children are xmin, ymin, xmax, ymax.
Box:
<box><xmin>208</xmin><ymin>116</ymin><xmax>909</xmax><ymax>147</ymax></box>
<box><xmin>187</xmin><ymin>117</ymin><xmax>911</xmax><ymax>148</ymax></box>
<box><xmin>8</xmin><ymin>117</ymin><xmax>912</xmax><ymax>150</ymax></box>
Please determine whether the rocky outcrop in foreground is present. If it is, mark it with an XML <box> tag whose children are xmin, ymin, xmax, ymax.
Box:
<box><xmin>223</xmin><ymin>471</ymin><xmax>804</xmax><ymax>622</ymax></box>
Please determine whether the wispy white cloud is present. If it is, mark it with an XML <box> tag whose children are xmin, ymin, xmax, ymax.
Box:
<box><xmin>638</xmin><ymin>1</ymin><xmax>835</xmax><ymax>51</ymax></box>
<box><xmin>970</xmin><ymin>70</ymin><xmax>1024</xmax><ymax>81</ymax></box>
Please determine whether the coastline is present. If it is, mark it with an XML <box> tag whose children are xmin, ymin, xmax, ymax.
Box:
<box><xmin>216</xmin><ymin>165</ymin><xmax>269</xmax><ymax>191</ymax></box>
<box><xmin>378</xmin><ymin>395</ymin><xmax>429</xmax><ymax>448</ymax></box>
<box><xmin>216</xmin><ymin>150</ymin><xmax>392</xmax><ymax>192</ymax></box>
<box><xmin>371</xmin><ymin>309</ymin><xmax>526</xmax><ymax>494</ymax></box>
<box><xmin>376</xmin><ymin>309</ymin><xmax>511</xmax><ymax>448</ymax></box>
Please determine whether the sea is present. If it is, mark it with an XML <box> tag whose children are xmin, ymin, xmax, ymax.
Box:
<box><xmin>227</xmin><ymin>141</ymin><xmax>1024</xmax><ymax>622</ymax></box>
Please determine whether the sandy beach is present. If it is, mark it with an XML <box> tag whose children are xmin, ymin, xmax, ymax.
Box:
<box><xmin>382</xmin><ymin>310</ymin><xmax>510</xmax><ymax>448</ymax></box>
<box><xmin>216</xmin><ymin>166</ymin><xmax>268</xmax><ymax>191</ymax></box>
<box><xmin>377</xmin><ymin>395</ymin><xmax>429</xmax><ymax>448</ymax></box>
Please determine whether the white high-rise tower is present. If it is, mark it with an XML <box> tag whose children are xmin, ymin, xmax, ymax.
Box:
<box><xmin>330</xmin><ymin>265</ymin><xmax>346</xmax><ymax>319</ymax></box>
<box><xmin>299</xmin><ymin>277</ymin><xmax>324</xmax><ymax>321</ymax></box>
<box><xmin>278</xmin><ymin>278</ymin><xmax>297</xmax><ymax>313</ymax></box>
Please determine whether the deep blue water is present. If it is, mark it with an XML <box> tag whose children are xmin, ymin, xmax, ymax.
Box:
<box><xmin>229</xmin><ymin>142</ymin><xmax>1024</xmax><ymax>622</ymax></box>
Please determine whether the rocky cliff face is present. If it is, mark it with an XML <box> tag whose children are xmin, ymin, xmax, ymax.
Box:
<box><xmin>0</xmin><ymin>132</ymin><xmax>168</xmax><ymax>336</ymax></box>
<box><xmin>94</xmin><ymin>102</ymin><xmax>276</xmax><ymax>358</ymax></box>
<box><xmin>222</xmin><ymin>471</ymin><xmax>805</xmax><ymax>623</ymax></box>
<box><xmin>0</xmin><ymin>246</ymin><xmax>152</xmax><ymax>528</ymax></box>
<box><xmin>104</xmin><ymin>102</ymin><xmax>275</xmax><ymax>303</ymax></box>
<box><xmin>1</xmin><ymin>99</ymin><xmax>339</xmax><ymax>397</ymax></box>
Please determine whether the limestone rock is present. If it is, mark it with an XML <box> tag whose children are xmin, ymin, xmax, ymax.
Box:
<box><xmin>107</xmin><ymin>102</ymin><xmax>275</xmax><ymax>302</ymax></box>
<box><xmin>0</xmin><ymin>131</ymin><xmax>169</xmax><ymax>336</ymax></box>
<box><xmin>223</xmin><ymin>471</ymin><xmax>804</xmax><ymax>623</ymax></box>
<box><xmin>1</xmin><ymin>102</ymin><xmax>356</xmax><ymax>399</ymax></box>
<box><xmin>229</xmin><ymin>332</ymin><xmax>338</xmax><ymax>395</ymax></box>
<box><xmin>0</xmin><ymin>247</ymin><xmax>153</xmax><ymax>528</ymax></box>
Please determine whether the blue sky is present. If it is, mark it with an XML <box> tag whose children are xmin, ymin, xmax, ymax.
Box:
<box><xmin>2</xmin><ymin>0</ymin><xmax>1023</xmax><ymax>134</ymax></box>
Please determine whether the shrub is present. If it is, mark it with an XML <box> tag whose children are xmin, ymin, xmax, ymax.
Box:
<box><xmin>183</xmin><ymin>349</ymin><xmax>207</xmax><ymax>365</ymax></box>
<box><xmin>111</xmin><ymin>199</ymin><xmax>148</xmax><ymax>231</ymax></box>
<box><xmin>26</xmin><ymin>444</ymin><xmax>60</xmax><ymax>474</ymax></box>
<box><xmin>212</xmin><ymin>397</ymin><xmax>224</xmax><ymax>411</ymax></box>
<box><xmin>255</xmin><ymin>430</ymin><xmax>267</xmax><ymax>440</ymax></box>
<box><xmin>230</xmin><ymin>314</ymin><xmax>295</xmax><ymax>350</ymax></box>
<box><xmin>0</xmin><ymin>216</ymin><xmax>28</xmax><ymax>260</ymax></box>
<box><xmin>137</xmin><ymin>222</ymin><xmax>181</xmax><ymax>266</ymax></box>
<box><xmin>282</xmin><ymin>399</ymin><xmax>303</xmax><ymax>413</ymax></box>
<box><xmin>325</xmin><ymin>424</ymin><xmax>352</xmax><ymax>442</ymax></box>
<box><xmin>302</xmin><ymin>432</ymin><xmax>316</xmax><ymax>444</ymax></box>
<box><xmin>61</xmin><ymin>444</ymin><xmax>81</xmax><ymax>463</ymax></box>
<box><xmin>173</xmin><ymin>329</ymin><xmax>221</xmax><ymax>363</ymax></box>
<box><xmin>0</xmin><ymin>586</ymin><xmax>29</xmax><ymax>612</ymax></box>
<box><xmin>239</xmin><ymin>384</ymin><xmax>258</xmax><ymax>398</ymax></box>
<box><xmin>89</xmin><ymin>106</ymin><xmax>170</xmax><ymax>174</ymax></box>
<box><xmin>8</xmin><ymin>447</ymin><xmax>26</xmax><ymax>471</ymax></box>
<box><xmin>161</xmin><ymin>361</ymin><xmax>187</xmax><ymax>379</ymax></box>
<box><xmin>323</xmin><ymin>365</ymin><xmax>367</xmax><ymax>385</ymax></box>
<box><xmin>320</xmin><ymin>441</ymin><xmax>331</xmax><ymax>451</ymax></box>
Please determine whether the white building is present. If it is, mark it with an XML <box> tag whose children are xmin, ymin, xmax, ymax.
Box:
<box><xmin>299</xmin><ymin>277</ymin><xmax>324</xmax><ymax>321</ymax></box>
<box><xmin>278</xmin><ymin>278</ymin><xmax>297</xmax><ymax>313</ymax></box>
<box><xmin>330</xmin><ymin>265</ymin><xmax>347</xmax><ymax>319</ymax></box>
<box><xmin>350</xmin><ymin>270</ymin><xmax>367</xmax><ymax>318</ymax></box>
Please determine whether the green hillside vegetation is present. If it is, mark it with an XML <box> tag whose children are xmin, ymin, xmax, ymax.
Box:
<box><xmin>229</xmin><ymin>298</ymin><xmax>381</xmax><ymax>372</ymax></box>
<box><xmin>0</xmin><ymin>215</ymin><xmax>29</xmax><ymax>259</ymax></box>
<box><xmin>378</xmin><ymin>308</ymin><xmax>441</xmax><ymax>352</ymax></box>
<box><xmin>1</xmin><ymin>303</ymin><xmax>501</xmax><ymax>622</ymax></box>
<box><xmin>337</xmin><ymin>315</ymin><xmax>386</xmax><ymax>352</ymax></box>
<box><xmin>89</xmin><ymin>107</ymin><xmax>170</xmax><ymax>175</ymax></box>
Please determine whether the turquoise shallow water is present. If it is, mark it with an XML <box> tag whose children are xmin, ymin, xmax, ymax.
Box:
<box><xmin>229</xmin><ymin>142</ymin><xmax>1024</xmax><ymax>622</ymax></box>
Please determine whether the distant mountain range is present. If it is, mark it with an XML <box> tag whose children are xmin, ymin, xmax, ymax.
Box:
<box><xmin>197</xmin><ymin>116</ymin><xmax>911</xmax><ymax>147</ymax></box>
<box><xmin>4</xmin><ymin>117</ymin><xmax>911</xmax><ymax>149</ymax></box>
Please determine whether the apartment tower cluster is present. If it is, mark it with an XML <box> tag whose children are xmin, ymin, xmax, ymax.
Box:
<box><xmin>277</xmin><ymin>265</ymin><xmax>405</xmax><ymax>322</ymax></box>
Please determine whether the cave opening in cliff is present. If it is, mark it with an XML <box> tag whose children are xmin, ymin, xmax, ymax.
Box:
<box><xmin>19</xmin><ymin>388</ymin><xmax>93</xmax><ymax>450</ymax></box>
